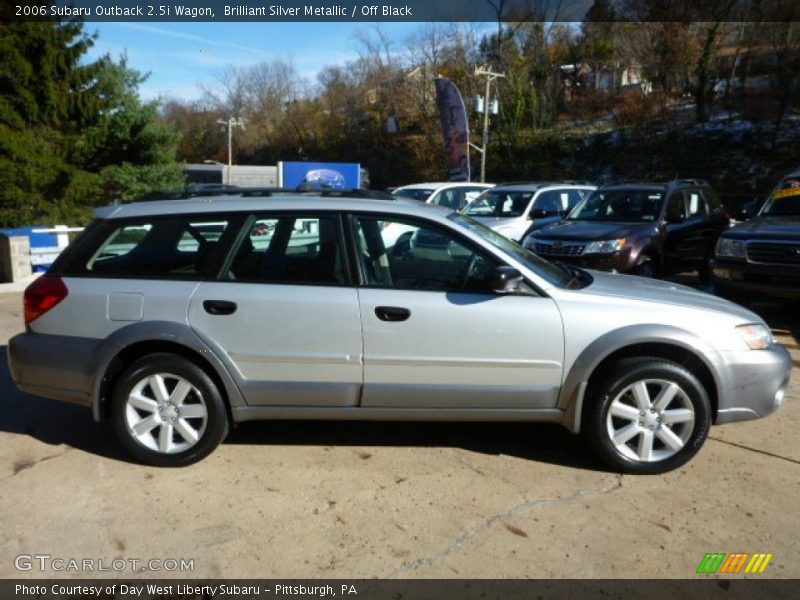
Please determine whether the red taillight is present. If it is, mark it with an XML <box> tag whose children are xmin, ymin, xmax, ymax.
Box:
<box><xmin>23</xmin><ymin>276</ymin><xmax>69</xmax><ymax>324</ymax></box>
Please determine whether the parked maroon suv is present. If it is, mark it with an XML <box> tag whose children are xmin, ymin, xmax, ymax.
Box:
<box><xmin>522</xmin><ymin>180</ymin><xmax>729</xmax><ymax>278</ymax></box>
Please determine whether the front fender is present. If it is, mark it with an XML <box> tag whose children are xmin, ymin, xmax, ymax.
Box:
<box><xmin>558</xmin><ymin>324</ymin><xmax>723</xmax><ymax>433</ymax></box>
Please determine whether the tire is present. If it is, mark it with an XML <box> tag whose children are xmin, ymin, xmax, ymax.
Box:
<box><xmin>698</xmin><ymin>262</ymin><xmax>711</xmax><ymax>284</ymax></box>
<box><xmin>110</xmin><ymin>353</ymin><xmax>229</xmax><ymax>467</ymax></box>
<box><xmin>634</xmin><ymin>255</ymin><xmax>656</xmax><ymax>278</ymax></box>
<box><xmin>583</xmin><ymin>358</ymin><xmax>711</xmax><ymax>474</ymax></box>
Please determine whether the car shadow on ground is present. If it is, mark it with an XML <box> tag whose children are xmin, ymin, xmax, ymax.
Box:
<box><xmin>0</xmin><ymin>345</ymin><xmax>607</xmax><ymax>472</ymax></box>
<box><xmin>0</xmin><ymin>345</ymin><xmax>129</xmax><ymax>462</ymax></box>
<box><xmin>225</xmin><ymin>420</ymin><xmax>608</xmax><ymax>472</ymax></box>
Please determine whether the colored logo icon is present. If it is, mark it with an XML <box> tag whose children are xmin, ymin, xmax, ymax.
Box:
<box><xmin>696</xmin><ymin>553</ymin><xmax>773</xmax><ymax>574</ymax></box>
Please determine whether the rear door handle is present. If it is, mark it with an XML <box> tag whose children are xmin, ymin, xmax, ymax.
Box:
<box><xmin>375</xmin><ymin>306</ymin><xmax>410</xmax><ymax>322</ymax></box>
<box><xmin>203</xmin><ymin>300</ymin><xmax>237</xmax><ymax>316</ymax></box>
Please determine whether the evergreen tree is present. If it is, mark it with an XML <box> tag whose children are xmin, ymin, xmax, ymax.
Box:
<box><xmin>0</xmin><ymin>20</ymin><xmax>183</xmax><ymax>227</ymax></box>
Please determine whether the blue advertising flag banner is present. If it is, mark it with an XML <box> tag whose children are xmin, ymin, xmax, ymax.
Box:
<box><xmin>279</xmin><ymin>162</ymin><xmax>360</xmax><ymax>190</ymax></box>
<box><xmin>435</xmin><ymin>77</ymin><xmax>470</xmax><ymax>182</ymax></box>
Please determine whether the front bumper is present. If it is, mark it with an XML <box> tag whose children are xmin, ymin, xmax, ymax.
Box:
<box><xmin>711</xmin><ymin>259</ymin><xmax>800</xmax><ymax>299</ymax></box>
<box><xmin>8</xmin><ymin>332</ymin><xmax>98</xmax><ymax>407</ymax></box>
<box><xmin>714</xmin><ymin>342</ymin><xmax>792</xmax><ymax>424</ymax></box>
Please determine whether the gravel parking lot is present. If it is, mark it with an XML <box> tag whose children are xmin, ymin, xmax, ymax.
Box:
<box><xmin>0</xmin><ymin>288</ymin><xmax>797</xmax><ymax>580</ymax></box>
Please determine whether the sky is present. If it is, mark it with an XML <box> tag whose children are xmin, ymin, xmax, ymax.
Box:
<box><xmin>84</xmin><ymin>22</ymin><xmax>486</xmax><ymax>102</ymax></box>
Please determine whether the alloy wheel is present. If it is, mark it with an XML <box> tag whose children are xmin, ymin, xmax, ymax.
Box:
<box><xmin>124</xmin><ymin>373</ymin><xmax>208</xmax><ymax>454</ymax></box>
<box><xmin>605</xmin><ymin>378</ymin><xmax>695</xmax><ymax>462</ymax></box>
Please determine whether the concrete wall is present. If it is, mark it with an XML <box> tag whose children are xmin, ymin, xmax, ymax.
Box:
<box><xmin>0</xmin><ymin>235</ymin><xmax>32</xmax><ymax>283</ymax></box>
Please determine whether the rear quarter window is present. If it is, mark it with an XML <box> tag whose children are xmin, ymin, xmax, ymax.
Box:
<box><xmin>56</xmin><ymin>215</ymin><xmax>243</xmax><ymax>279</ymax></box>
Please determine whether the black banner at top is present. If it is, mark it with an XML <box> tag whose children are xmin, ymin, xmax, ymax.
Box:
<box><xmin>6</xmin><ymin>0</ymin><xmax>800</xmax><ymax>23</ymax></box>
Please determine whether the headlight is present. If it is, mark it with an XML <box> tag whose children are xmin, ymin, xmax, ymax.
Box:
<box><xmin>584</xmin><ymin>239</ymin><xmax>626</xmax><ymax>254</ymax></box>
<box><xmin>716</xmin><ymin>237</ymin><xmax>746</xmax><ymax>258</ymax></box>
<box><xmin>736</xmin><ymin>323</ymin><xmax>773</xmax><ymax>350</ymax></box>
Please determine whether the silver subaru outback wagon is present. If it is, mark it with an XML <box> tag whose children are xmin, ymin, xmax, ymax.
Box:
<box><xmin>8</xmin><ymin>193</ymin><xmax>792</xmax><ymax>473</ymax></box>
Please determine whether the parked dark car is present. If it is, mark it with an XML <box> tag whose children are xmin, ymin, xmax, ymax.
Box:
<box><xmin>711</xmin><ymin>169</ymin><xmax>800</xmax><ymax>301</ymax></box>
<box><xmin>522</xmin><ymin>180</ymin><xmax>729</xmax><ymax>278</ymax></box>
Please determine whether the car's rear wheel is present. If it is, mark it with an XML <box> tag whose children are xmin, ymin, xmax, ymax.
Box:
<box><xmin>584</xmin><ymin>358</ymin><xmax>711</xmax><ymax>474</ymax></box>
<box><xmin>110</xmin><ymin>353</ymin><xmax>229</xmax><ymax>467</ymax></box>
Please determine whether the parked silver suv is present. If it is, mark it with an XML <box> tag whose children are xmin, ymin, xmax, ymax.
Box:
<box><xmin>8</xmin><ymin>192</ymin><xmax>791</xmax><ymax>473</ymax></box>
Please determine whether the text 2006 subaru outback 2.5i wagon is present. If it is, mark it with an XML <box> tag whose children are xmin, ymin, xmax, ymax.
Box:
<box><xmin>8</xmin><ymin>193</ymin><xmax>792</xmax><ymax>473</ymax></box>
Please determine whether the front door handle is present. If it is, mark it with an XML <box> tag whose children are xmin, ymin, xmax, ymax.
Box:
<box><xmin>203</xmin><ymin>300</ymin><xmax>237</xmax><ymax>316</ymax></box>
<box><xmin>375</xmin><ymin>306</ymin><xmax>411</xmax><ymax>322</ymax></box>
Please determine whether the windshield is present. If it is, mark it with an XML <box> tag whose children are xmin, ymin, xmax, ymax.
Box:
<box><xmin>761</xmin><ymin>177</ymin><xmax>800</xmax><ymax>216</ymax></box>
<box><xmin>393</xmin><ymin>188</ymin><xmax>434</xmax><ymax>202</ymax></box>
<box><xmin>462</xmin><ymin>190</ymin><xmax>533</xmax><ymax>218</ymax></box>
<box><xmin>449</xmin><ymin>213</ymin><xmax>577</xmax><ymax>288</ymax></box>
<box><xmin>568</xmin><ymin>189</ymin><xmax>663</xmax><ymax>222</ymax></box>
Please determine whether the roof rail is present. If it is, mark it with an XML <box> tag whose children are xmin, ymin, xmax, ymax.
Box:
<box><xmin>238</xmin><ymin>188</ymin><xmax>296</xmax><ymax>197</ymax></box>
<box><xmin>135</xmin><ymin>187</ymin><xmax>395</xmax><ymax>202</ymax></box>
<box><xmin>295</xmin><ymin>189</ymin><xmax>396</xmax><ymax>200</ymax></box>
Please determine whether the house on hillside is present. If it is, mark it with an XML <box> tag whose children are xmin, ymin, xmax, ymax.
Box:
<box><xmin>559</xmin><ymin>60</ymin><xmax>651</xmax><ymax>98</ymax></box>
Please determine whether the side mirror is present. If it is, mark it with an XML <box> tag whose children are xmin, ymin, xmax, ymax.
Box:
<box><xmin>491</xmin><ymin>266</ymin><xmax>524</xmax><ymax>294</ymax></box>
<box><xmin>666</xmin><ymin>212</ymin><xmax>685</xmax><ymax>224</ymax></box>
<box><xmin>530</xmin><ymin>208</ymin><xmax>550</xmax><ymax>220</ymax></box>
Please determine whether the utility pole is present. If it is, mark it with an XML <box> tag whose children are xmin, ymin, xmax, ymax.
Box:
<box><xmin>216</xmin><ymin>117</ymin><xmax>245</xmax><ymax>184</ymax></box>
<box><xmin>473</xmin><ymin>65</ymin><xmax>504</xmax><ymax>183</ymax></box>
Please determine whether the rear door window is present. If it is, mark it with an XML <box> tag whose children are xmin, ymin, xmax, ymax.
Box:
<box><xmin>226</xmin><ymin>214</ymin><xmax>349</xmax><ymax>285</ymax></box>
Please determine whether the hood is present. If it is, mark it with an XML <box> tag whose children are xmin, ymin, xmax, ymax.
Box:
<box><xmin>579</xmin><ymin>271</ymin><xmax>762</xmax><ymax>323</ymax></box>
<box><xmin>471</xmin><ymin>216</ymin><xmax>520</xmax><ymax>227</ymax></box>
<box><xmin>532</xmin><ymin>219</ymin><xmax>656</xmax><ymax>241</ymax></box>
<box><xmin>724</xmin><ymin>215</ymin><xmax>800</xmax><ymax>240</ymax></box>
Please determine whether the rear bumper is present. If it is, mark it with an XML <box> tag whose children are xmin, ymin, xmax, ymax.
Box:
<box><xmin>715</xmin><ymin>343</ymin><xmax>792</xmax><ymax>424</ymax></box>
<box><xmin>8</xmin><ymin>332</ymin><xmax>99</xmax><ymax>408</ymax></box>
<box><xmin>711</xmin><ymin>259</ymin><xmax>800</xmax><ymax>299</ymax></box>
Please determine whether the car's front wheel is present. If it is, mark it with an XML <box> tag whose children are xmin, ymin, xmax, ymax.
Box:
<box><xmin>110</xmin><ymin>353</ymin><xmax>229</xmax><ymax>467</ymax></box>
<box><xmin>584</xmin><ymin>358</ymin><xmax>711</xmax><ymax>474</ymax></box>
<box><xmin>634</xmin><ymin>255</ymin><xmax>656</xmax><ymax>278</ymax></box>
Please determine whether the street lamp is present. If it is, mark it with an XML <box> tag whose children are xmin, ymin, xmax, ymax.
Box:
<box><xmin>216</xmin><ymin>117</ymin><xmax>246</xmax><ymax>184</ymax></box>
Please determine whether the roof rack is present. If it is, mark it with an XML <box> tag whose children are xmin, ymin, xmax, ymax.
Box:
<box><xmin>136</xmin><ymin>187</ymin><xmax>396</xmax><ymax>202</ymax></box>
<box><xmin>237</xmin><ymin>188</ymin><xmax>297</xmax><ymax>197</ymax></box>
<box><xmin>296</xmin><ymin>189</ymin><xmax>396</xmax><ymax>200</ymax></box>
